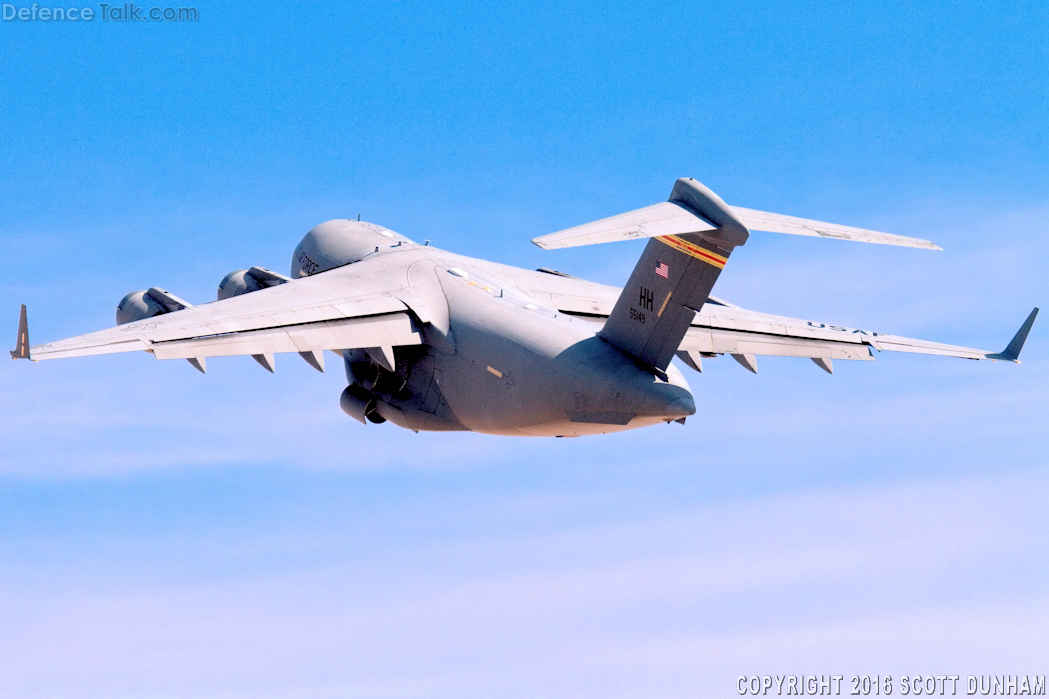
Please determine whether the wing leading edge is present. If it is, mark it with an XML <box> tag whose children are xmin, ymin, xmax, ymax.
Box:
<box><xmin>11</xmin><ymin>255</ymin><xmax>424</xmax><ymax>368</ymax></box>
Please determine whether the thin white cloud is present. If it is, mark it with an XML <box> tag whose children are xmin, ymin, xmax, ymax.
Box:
<box><xmin>1</xmin><ymin>468</ymin><xmax>1045</xmax><ymax>698</ymax></box>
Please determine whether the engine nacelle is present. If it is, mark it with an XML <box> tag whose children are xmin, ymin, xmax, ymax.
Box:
<box><xmin>116</xmin><ymin>287</ymin><xmax>193</xmax><ymax>325</ymax></box>
<box><xmin>291</xmin><ymin>219</ymin><xmax>411</xmax><ymax>279</ymax></box>
<box><xmin>340</xmin><ymin>384</ymin><xmax>386</xmax><ymax>424</ymax></box>
<box><xmin>340</xmin><ymin>346</ymin><xmax>462</xmax><ymax>431</ymax></box>
<box><xmin>217</xmin><ymin>266</ymin><xmax>291</xmax><ymax>300</ymax></box>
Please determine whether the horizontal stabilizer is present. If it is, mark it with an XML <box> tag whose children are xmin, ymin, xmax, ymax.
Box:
<box><xmin>533</xmin><ymin>178</ymin><xmax>942</xmax><ymax>251</ymax></box>
<box><xmin>730</xmin><ymin>206</ymin><xmax>942</xmax><ymax>250</ymax></box>
<box><xmin>986</xmin><ymin>307</ymin><xmax>1038</xmax><ymax>362</ymax></box>
<box><xmin>533</xmin><ymin>201</ymin><xmax>716</xmax><ymax>250</ymax></box>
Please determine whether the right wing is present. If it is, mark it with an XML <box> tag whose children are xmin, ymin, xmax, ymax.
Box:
<box><xmin>21</xmin><ymin>256</ymin><xmax>423</xmax><ymax>367</ymax></box>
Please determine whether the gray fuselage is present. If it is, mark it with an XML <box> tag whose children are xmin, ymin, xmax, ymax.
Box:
<box><xmin>291</xmin><ymin>221</ymin><xmax>696</xmax><ymax>436</ymax></box>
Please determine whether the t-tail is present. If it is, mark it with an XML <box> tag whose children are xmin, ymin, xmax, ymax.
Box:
<box><xmin>531</xmin><ymin>177</ymin><xmax>950</xmax><ymax>378</ymax></box>
<box><xmin>594</xmin><ymin>179</ymin><xmax>749</xmax><ymax>377</ymax></box>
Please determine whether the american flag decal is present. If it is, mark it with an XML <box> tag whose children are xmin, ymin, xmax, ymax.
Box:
<box><xmin>655</xmin><ymin>261</ymin><xmax>669</xmax><ymax>278</ymax></box>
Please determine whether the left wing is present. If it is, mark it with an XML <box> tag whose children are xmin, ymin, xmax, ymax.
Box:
<box><xmin>13</xmin><ymin>256</ymin><xmax>423</xmax><ymax>370</ymax></box>
<box><xmin>679</xmin><ymin>305</ymin><xmax>1038</xmax><ymax>369</ymax></box>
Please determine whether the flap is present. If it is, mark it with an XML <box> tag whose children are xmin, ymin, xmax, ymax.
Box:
<box><xmin>680</xmin><ymin>327</ymin><xmax>874</xmax><ymax>361</ymax></box>
<box><xmin>150</xmin><ymin>313</ymin><xmax>421</xmax><ymax>360</ymax></box>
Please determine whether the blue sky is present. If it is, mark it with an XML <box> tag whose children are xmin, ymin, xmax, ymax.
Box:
<box><xmin>1</xmin><ymin>2</ymin><xmax>1047</xmax><ymax>697</ymax></box>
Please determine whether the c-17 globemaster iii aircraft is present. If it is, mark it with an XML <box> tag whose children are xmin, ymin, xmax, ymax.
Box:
<box><xmin>11</xmin><ymin>178</ymin><xmax>1038</xmax><ymax>437</ymax></box>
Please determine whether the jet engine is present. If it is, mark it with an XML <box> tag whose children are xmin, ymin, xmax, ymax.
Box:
<box><xmin>291</xmin><ymin>219</ymin><xmax>410</xmax><ymax>279</ymax></box>
<box><xmin>338</xmin><ymin>346</ymin><xmax>462</xmax><ymax>431</ymax></box>
<box><xmin>340</xmin><ymin>384</ymin><xmax>385</xmax><ymax>424</ymax></box>
<box><xmin>339</xmin><ymin>348</ymin><xmax>388</xmax><ymax>423</ymax></box>
<box><xmin>216</xmin><ymin>266</ymin><xmax>291</xmax><ymax>300</ymax></box>
<box><xmin>116</xmin><ymin>287</ymin><xmax>193</xmax><ymax>325</ymax></box>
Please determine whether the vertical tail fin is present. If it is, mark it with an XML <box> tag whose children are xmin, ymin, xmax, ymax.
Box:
<box><xmin>598</xmin><ymin>179</ymin><xmax>750</xmax><ymax>373</ymax></box>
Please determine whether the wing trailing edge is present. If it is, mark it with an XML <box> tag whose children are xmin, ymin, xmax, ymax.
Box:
<box><xmin>148</xmin><ymin>314</ymin><xmax>420</xmax><ymax>363</ymax></box>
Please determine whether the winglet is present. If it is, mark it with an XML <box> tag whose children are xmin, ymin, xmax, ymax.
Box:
<box><xmin>10</xmin><ymin>304</ymin><xmax>30</xmax><ymax>360</ymax></box>
<box><xmin>986</xmin><ymin>307</ymin><xmax>1039</xmax><ymax>362</ymax></box>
